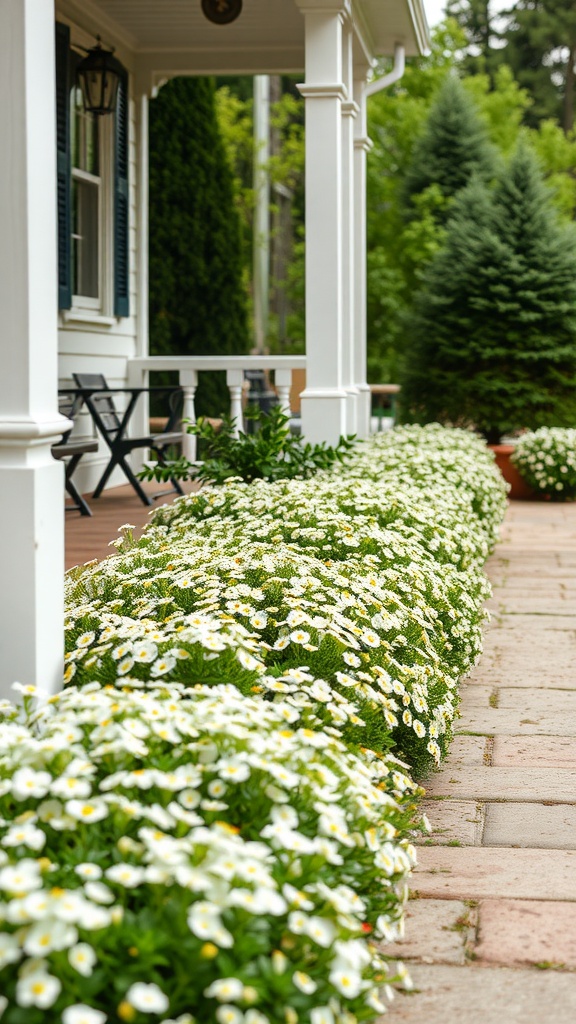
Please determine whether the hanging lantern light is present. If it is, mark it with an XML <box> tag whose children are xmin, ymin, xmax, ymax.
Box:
<box><xmin>77</xmin><ymin>38</ymin><xmax>124</xmax><ymax>116</ymax></box>
<box><xmin>201</xmin><ymin>0</ymin><xmax>243</xmax><ymax>25</ymax></box>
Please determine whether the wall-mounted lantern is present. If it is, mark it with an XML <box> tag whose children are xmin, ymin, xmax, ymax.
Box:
<box><xmin>77</xmin><ymin>38</ymin><xmax>124</xmax><ymax>116</ymax></box>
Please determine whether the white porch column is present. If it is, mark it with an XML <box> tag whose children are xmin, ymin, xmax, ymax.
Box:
<box><xmin>0</xmin><ymin>0</ymin><xmax>69</xmax><ymax>697</ymax></box>
<box><xmin>297</xmin><ymin>1</ymin><xmax>348</xmax><ymax>445</ymax></box>
<box><xmin>352</xmin><ymin>72</ymin><xmax>372</xmax><ymax>438</ymax></box>
<box><xmin>341</xmin><ymin>21</ymin><xmax>359</xmax><ymax>435</ymax></box>
<box><xmin>131</xmin><ymin>93</ymin><xmax>151</xmax><ymax>455</ymax></box>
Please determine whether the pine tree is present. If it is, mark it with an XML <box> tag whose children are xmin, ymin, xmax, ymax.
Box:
<box><xmin>399</xmin><ymin>144</ymin><xmax>576</xmax><ymax>442</ymax></box>
<box><xmin>445</xmin><ymin>0</ymin><xmax>502</xmax><ymax>82</ymax></box>
<box><xmin>149</xmin><ymin>77</ymin><xmax>249</xmax><ymax>417</ymax></box>
<box><xmin>501</xmin><ymin>0</ymin><xmax>576</xmax><ymax>133</ymax></box>
<box><xmin>402</xmin><ymin>76</ymin><xmax>498</xmax><ymax>223</ymax></box>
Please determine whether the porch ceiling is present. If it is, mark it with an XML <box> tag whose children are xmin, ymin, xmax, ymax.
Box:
<box><xmin>62</xmin><ymin>0</ymin><xmax>429</xmax><ymax>80</ymax></box>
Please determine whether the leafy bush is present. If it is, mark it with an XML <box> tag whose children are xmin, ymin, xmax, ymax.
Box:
<box><xmin>512</xmin><ymin>427</ymin><xmax>576</xmax><ymax>499</ymax></box>
<box><xmin>139</xmin><ymin>406</ymin><xmax>356</xmax><ymax>485</ymax></box>
<box><xmin>0</xmin><ymin>683</ymin><xmax>416</xmax><ymax>1023</ymax></box>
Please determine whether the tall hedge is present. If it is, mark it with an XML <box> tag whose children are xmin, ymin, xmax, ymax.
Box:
<box><xmin>149</xmin><ymin>77</ymin><xmax>249</xmax><ymax>417</ymax></box>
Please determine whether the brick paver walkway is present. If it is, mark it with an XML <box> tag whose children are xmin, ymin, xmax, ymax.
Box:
<box><xmin>387</xmin><ymin>501</ymin><xmax>576</xmax><ymax>1023</ymax></box>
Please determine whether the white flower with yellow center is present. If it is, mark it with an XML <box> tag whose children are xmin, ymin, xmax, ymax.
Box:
<box><xmin>289</xmin><ymin>629</ymin><xmax>310</xmax><ymax>645</ymax></box>
<box><xmin>2</xmin><ymin>822</ymin><xmax>45</xmax><ymax>851</ymax></box>
<box><xmin>310</xmin><ymin>1008</ymin><xmax>335</xmax><ymax>1024</ymax></box>
<box><xmin>187</xmin><ymin>902</ymin><xmax>233</xmax><ymax>947</ymax></box>
<box><xmin>52</xmin><ymin>776</ymin><xmax>92</xmax><ymax>799</ymax></box>
<box><xmin>132</xmin><ymin>641</ymin><xmax>158</xmax><ymax>663</ymax></box>
<box><xmin>74</xmin><ymin>862</ymin><xmax>103</xmax><ymax>881</ymax></box>
<box><xmin>75</xmin><ymin>632</ymin><xmax>96</xmax><ymax>648</ymax></box>
<box><xmin>204</xmin><ymin>978</ymin><xmax>244</xmax><ymax>1002</ymax></box>
<box><xmin>65</xmin><ymin>799</ymin><xmax>108</xmax><ymax>824</ymax></box>
<box><xmin>84</xmin><ymin>880</ymin><xmax>115</xmax><ymax>905</ymax></box>
<box><xmin>0</xmin><ymin>860</ymin><xmax>42</xmax><ymax>894</ymax></box>
<box><xmin>293</xmin><ymin>971</ymin><xmax>317</xmax><ymax>994</ymax></box>
<box><xmin>105</xmin><ymin>864</ymin><xmax>145</xmax><ymax>888</ymax></box>
<box><xmin>11</xmin><ymin>769</ymin><xmax>52</xmax><ymax>801</ymax></box>
<box><xmin>125</xmin><ymin>982</ymin><xmax>169</xmax><ymax>1014</ymax></box>
<box><xmin>69</xmin><ymin>942</ymin><xmax>97</xmax><ymax>976</ymax></box>
<box><xmin>23</xmin><ymin>918</ymin><xmax>77</xmax><ymax>957</ymax></box>
<box><xmin>16</xmin><ymin>970</ymin><xmax>61</xmax><ymax>1009</ymax></box>
<box><xmin>215</xmin><ymin>1008</ymin><xmax>243</xmax><ymax>1024</ymax></box>
<box><xmin>62</xmin><ymin>1005</ymin><xmax>107</xmax><ymax>1024</ymax></box>
<box><xmin>150</xmin><ymin>656</ymin><xmax>177</xmax><ymax>677</ymax></box>
<box><xmin>217</xmin><ymin>758</ymin><xmax>250</xmax><ymax>783</ymax></box>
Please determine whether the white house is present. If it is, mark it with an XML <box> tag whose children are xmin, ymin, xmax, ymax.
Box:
<box><xmin>0</xmin><ymin>0</ymin><xmax>429</xmax><ymax>698</ymax></box>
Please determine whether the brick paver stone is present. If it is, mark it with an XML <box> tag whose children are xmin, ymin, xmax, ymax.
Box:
<box><xmin>492</xmin><ymin>735</ymin><xmax>576</xmax><ymax>768</ymax></box>
<box><xmin>483</xmin><ymin>802</ymin><xmax>576</xmax><ymax>849</ymax></box>
<box><xmin>386</xmin><ymin>965</ymin><xmax>576</xmax><ymax>1023</ymax></box>
<box><xmin>424</xmin><ymin>766</ymin><xmax>576</xmax><ymax>802</ymax></box>
<box><xmin>475</xmin><ymin>899</ymin><xmax>576</xmax><ymax>967</ymax></box>
<box><xmin>385</xmin><ymin>900</ymin><xmax>471</xmax><ymax>965</ymax></box>
<box><xmin>420</xmin><ymin>800</ymin><xmax>483</xmax><ymax>846</ymax></box>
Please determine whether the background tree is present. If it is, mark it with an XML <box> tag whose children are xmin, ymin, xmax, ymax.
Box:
<box><xmin>446</xmin><ymin>0</ymin><xmax>502</xmax><ymax>81</ymax></box>
<box><xmin>149</xmin><ymin>76</ymin><xmax>249</xmax><ymax>417</ymax></box>
<box><xmin>402</xmin><ymin>74</ymin><xmax>499</xmax><ymax>219</ymax></box>
<box><xmin>500</xmin><ymin>0</ymin><xmax>576</xmax><ymax>132</ymax></box>
<box><xmin>399</xmin><ymin>144</ymin><xmax>576</xmax><ymax>441</ymax></box>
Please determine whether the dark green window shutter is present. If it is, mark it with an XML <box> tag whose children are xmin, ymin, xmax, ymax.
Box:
<box><xmin>114</xmin><ymin>68</ymin><xmax>130</xmax><ymax>317</ymax></box>
<box><xmin>55</xmin><ymin>22</ymin><xmax>71</xmax><ymax>310</ymax></box>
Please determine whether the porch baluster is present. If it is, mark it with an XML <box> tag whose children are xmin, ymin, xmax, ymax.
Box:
<box><xmin>227</xmin><ymin>369</ymin><xmax>244</xmax><ymax>438</ymax></box>
<box><xmin>275</xmin><ymin>368</ymin><xmax>292</xmax><ymax>418</ymax></box>
<box><xmin>179</xmin><ymin>369</ymin><xmax>198</xmax><ymax>463</ymax></box>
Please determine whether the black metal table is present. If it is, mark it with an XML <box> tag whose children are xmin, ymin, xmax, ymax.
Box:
<box><xmin>58</xmin><ymin>384</ymin><xmax>184</xmax><ymax>506</ymax></box>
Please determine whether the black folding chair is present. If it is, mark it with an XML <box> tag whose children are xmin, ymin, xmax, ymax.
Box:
<box><xmin>72</xmin><ymin>373</ymin><xmax>184</xmax><ymax>507</ymax></box>
<box><xmin>52</xmin><ymin>393</ymin><xmax>99</xmax><ymax>516</ymax></box>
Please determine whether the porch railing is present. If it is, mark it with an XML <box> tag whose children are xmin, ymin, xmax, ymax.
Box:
<box><xmin>127</xmin><ymin>356</ymin><xmax>306</xmax><ymax>463</ymax></box>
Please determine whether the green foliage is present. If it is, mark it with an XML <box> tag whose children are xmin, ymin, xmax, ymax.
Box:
<box><xmin>399</xmin><ymin>144</ymin><xmax>576</xmax><ymax>442</ymax></box>
<box><xmin>464</xmin><ymin>65</ymin><xmax>532</xmax><ymax>154</ymax></box>
<box><xmin>149</xmin><ymin>77</ymin><xmax>249</xmax><ymax>418</ymax></box>
<box><xmin>528</xmin><ymin>119</ymin><xmax>576</xmax><ymax>217</ymax></box>
<box><xmin>139</xmin><ymin>404</ymin><xmax>356</xmax><ymax>485</ymax></box>
<box><xmin>402</xmin><ymin>75</ymin><xmax>499</xmax><ymax>221</ymax></box>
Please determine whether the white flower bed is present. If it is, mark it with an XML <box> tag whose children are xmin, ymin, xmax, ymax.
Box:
<box><xmin>0</xmin><ymin>683</ymin><xmax>415</xmax><ymax>1023</ymax></box>
<box><xmin>0</xmin><ymin>425</ymin><xmax>507</xmax><ymax>1022</ymax></box>
<box><xmin>511</xmin><ymin>427</ymin><xmax>576</xmax><ymax>499</ymax></box>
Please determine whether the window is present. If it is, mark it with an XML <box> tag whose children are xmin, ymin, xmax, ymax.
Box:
<box><xmin>55</xmin><ymin>22</ymin><xmax>130</xmax><ymax>318</ymax></box>
<box><xmin>70</xmin><ymin>59</ymin><xmax>104</xmax><ymax>307</ymax></box>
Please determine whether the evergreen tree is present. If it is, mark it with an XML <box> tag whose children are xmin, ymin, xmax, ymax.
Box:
<box><xmin>402</xmin><ymin>75</ymin><xmax>498</xmax><ymax>223</ymax></box>
<box><xmin>501</xmin><ymin>0</ymin><xmax>576</xmax><ymax>132</ymax></box>
<box><xmin>149</xmin><ymin>77</ymin><xmax>249</xmax><ymax>417</ymax></box>
<box><xmin>446</xmin><ymin>0</ymin><xmax>502</xmax><ymax>82</ymax></box>
<box><xmin>399</xmin><ymin>144</ymin><xmax>576</xmax><ymax>442</ymax></box>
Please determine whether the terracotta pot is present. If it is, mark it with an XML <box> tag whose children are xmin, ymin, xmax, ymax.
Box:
<box><xmin>489</xmin><ymin>444</ymin><xmax>536</xmax><ymax>500</ymax></box>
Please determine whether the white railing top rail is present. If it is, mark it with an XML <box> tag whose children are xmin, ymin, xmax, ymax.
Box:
<box><xmin>129</xmin><ymin>355</ymin><xmax>306</xmax><ymax>373</ymax></box>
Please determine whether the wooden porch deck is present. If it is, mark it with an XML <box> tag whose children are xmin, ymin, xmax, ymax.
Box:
<box><xmin>65</xmin><ymin>480</ymin><xmax>199</xmax><ymax>570</ymax></box>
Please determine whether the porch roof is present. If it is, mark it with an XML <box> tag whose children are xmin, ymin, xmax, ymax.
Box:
<box><xmin>61</xmin><ymin>0</ymin><xmax>429</xmax><ymax>81</ymax></box>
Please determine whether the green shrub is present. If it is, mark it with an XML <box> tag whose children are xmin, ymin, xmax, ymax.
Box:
<box><xmin>139</xmin><ymin>406</ymin><xmax>356</xmax><ymax>486</ymax></box>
